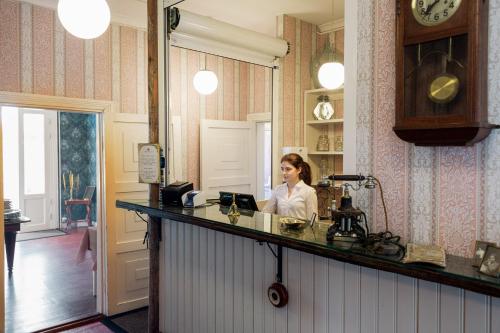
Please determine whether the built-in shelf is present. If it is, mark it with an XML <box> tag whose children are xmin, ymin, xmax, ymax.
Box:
<box><xmin>306</xmin><ymin>119</ymin><xmax>344</xmax><ymax>125</ymax></box>
<box><xmin>305</xmin><ymin>87</ymin><xmax>343</xmax><ymax>94</ymax></box>
<box><xmin>308</xmin><ymin>151</ymin><xmax>343</xmax><ymax>155</ymax></box>
<box><xmin>304</xmin><ymin>88</ymin><xmax>344</xmax><ymax>186</ymax></box>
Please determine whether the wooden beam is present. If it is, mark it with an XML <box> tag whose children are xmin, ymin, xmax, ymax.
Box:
<box><xmin>148</xmin><ymin>1</ymin><xmax>159</xmax><ymax>152</ymax></box>
<box><xmin>147</xmin><ymin>0</ymin><xmax>160</xmax><ymax>332</ymax></box>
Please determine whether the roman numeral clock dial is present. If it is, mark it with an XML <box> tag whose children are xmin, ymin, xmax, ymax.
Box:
<box><xmin>412</xmin><ymin>0</ymin><xmax>462</xmax><ymax>26</ymax></box>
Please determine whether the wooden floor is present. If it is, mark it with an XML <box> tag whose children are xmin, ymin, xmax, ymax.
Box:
<box><xmin>5</xmin><ymin>227</ymin><xmax>97</xmax><ymax>332</ymax></box>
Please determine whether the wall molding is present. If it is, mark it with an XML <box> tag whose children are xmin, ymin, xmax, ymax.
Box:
<box><xmin>246</xmin><ymin>112</ymin><xmax>271</xmax><ymax>122</ymax></box>
<box><xmin>318</xmin><ymin>18</ymin><xmax>344</xmax><ymax>33</ymax></box>
<box><xmin>0</xmin><ymin>90</ymin><xmax>114</xmax><ymax>113</ymax></box>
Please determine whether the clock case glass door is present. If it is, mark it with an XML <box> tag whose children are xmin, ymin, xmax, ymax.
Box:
<box><xmin>404</xmin><ymin>35</ymin><xmax>467</xmax><ymax>119</ymax></box>
<box><xmin>394</xmin><ymin>0</ymin><xmax>496</xmax><ymax>146</ymax></box>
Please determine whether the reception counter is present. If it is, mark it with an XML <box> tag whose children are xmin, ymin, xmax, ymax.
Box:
<box><xmin>116</xmin><ymin>200</ymin><xmax>500</xmax><ymax>332</ymax></box>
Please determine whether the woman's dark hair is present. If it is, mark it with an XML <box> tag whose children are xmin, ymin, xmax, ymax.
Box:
<box><xmin>281</xmin><ymin>153</ymin><xmax>312</xmax><ymax>185</ymax></box>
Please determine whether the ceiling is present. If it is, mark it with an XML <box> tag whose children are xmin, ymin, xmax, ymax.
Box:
<box><xmin>176</xmin><ymin>0</ymin><xmax>344</xmax><ymax>36</ymax></box>
<box><xmin>22</xmin><ymin>0</ymin><xmax>344</xmax><ymax>36</ymax></box>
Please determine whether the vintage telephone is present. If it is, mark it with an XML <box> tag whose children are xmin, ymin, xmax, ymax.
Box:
<box><xmin>326</xmin><ymin>175</ymin><xmax>370</xmax><ymax>242</ymax></box>
<box><xmin>325</xmin><ymin>175</ymin><xmax>405</xmax><ymax>258</ymax></box>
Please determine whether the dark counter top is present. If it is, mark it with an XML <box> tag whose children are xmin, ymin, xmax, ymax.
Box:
<box><xmin>116</xmin><ymin>199</ymin><xmax>500</xmax><ymax>298</ymax></box>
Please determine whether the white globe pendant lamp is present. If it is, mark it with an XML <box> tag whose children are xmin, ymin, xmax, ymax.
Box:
<box><xmin>318</xmin><ymin>61</ymin><xmax>344</xmax><ymax>90</ymax></box>
<box><xmin>193</xmin><ymin>70</ymin><xmax>218</xmax><ymax>95</ymax></box>
<box><xmin>57</xmin><ymin>0</ymin><xmax>111</xmax><ymax>39</ymax></box>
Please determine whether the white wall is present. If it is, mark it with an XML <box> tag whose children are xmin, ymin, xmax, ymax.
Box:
<box><xmin>160</xmin><ymin>220</ymin><xmax>500</xmax><ymax>333</ymax></box>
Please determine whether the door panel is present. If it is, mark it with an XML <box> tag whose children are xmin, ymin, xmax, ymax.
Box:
<box><xmin>22</xmin><ymin>197</ymin><xmax>46</xmax><ymax>230</ymax></box>
<box><xmin>105</xmin><ymin>112</ymin><xmax>149</xmax><ymax>315</ymax></box>
<box><xmin>200</xmin><ymin>119</ymin><xmax>256</xmax><ymax>195</ymax></box>
<box><xmin>115</xmin><ymin>250</ymin><xmax>149</xmax><ymax>306</ymax></box>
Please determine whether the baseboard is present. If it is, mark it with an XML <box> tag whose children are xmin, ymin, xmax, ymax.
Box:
<box><xmin>109</xmin><ymin>306</ymin><xmax>149</xmax><ymax>320</ymax></box>
<box><xmin>33</xmin><ymin>313</ymin><xmax>104</xmax><ymax>333</ymax></box>
<box><xmin>100</xmin><ymin>317</ymin><xmax>129</xmax><ymax>333</ymax></box>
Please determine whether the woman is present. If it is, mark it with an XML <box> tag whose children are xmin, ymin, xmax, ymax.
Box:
<box><xmin>262</xmin><ymin>153</ymin><xmax>318</xmax><ymax>220</ymax></box>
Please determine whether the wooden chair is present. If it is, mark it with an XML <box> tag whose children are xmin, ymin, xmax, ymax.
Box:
<box><xmin>65</xmin><ymin>186</ymin><xmax>95</xmax><ymax>230</ymax></box>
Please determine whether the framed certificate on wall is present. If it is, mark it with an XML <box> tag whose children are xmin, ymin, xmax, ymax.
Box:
<box><xmin>138</xmin><ymin>143</ymin><xmax>161</xmax><ymax>184</ymax></box>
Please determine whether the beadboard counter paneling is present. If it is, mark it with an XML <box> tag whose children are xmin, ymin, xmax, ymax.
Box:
<box><xmin>161</xmin><ymin>220</ymin><xmax>500</xmax><ymax>333</ymax></box>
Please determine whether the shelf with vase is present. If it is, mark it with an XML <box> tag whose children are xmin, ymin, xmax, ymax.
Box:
<box><xmin>308</xmin><ymin>151</ymin><xmax>343</xmax><ymax>155</ymax></box>
<box><xmin>306</xmin><ymin>87</ymin><xmax>343</xmax><ymax>94</ymax></box>
<box><xmin>304</xmin><ymin>88</ymin><xmax>344</xmax><ymax>185</ymax></box>
<box><xmin>306</xmin><ymin>118</ymin><xmax>344</xmax><ymax>125</ymax></box>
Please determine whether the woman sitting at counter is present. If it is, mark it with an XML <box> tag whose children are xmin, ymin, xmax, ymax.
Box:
<box><xmin>262</xmin><ymin>153</ymin><xmax>318</xmax><ymax>220</ymax></box>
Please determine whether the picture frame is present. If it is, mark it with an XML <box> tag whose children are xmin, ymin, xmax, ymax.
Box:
<box><xmin>479</xmin><ymin>245</ymin><xmax>500</xmax><ymax>277</ymax></box>
<box><xmin>472</xmin><ymin>240</ymin><xmax>496</xmax><ymax>267</ymax></box>
<box><xmin>138</xmin><ymin>143</ymin><xmax>161</xmax><ymax>184</ymax></box>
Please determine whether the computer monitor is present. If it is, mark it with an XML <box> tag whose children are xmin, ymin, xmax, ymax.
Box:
<box><xmin>219</xmin><ymin>191</ymin><xmax>259</xmax><ymax>212</ymax></box>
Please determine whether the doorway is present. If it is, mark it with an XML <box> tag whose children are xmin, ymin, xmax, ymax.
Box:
<box><xmin>2</xmin><ymin>105</ymin><xmax>100</xmax><ymax>332</ymax></box>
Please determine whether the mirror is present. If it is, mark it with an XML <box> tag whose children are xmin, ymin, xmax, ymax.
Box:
<box><xmin>165</xmin><ymin>0</ymin><xmax>345</xmax><ymax>204</ymax></box>
<box><xmin>168</xmin><ymin>47</ymin><xmax>273</xmax><ymax>200</ymax></box>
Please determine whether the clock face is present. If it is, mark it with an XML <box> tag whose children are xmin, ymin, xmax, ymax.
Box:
<box><xmin>411</xmin><ymin>0</ymin><xmax>463</xmax><ymax>26</ymax></box>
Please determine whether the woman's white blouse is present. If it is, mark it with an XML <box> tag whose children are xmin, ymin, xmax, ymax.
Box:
<box><xmin>262</xmin><ymin>180</ymin><xmax>318</xmax><ymax>220</ymax></box>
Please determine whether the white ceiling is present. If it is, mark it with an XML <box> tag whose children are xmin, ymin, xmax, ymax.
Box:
<box><xmin>22</xmin><ymin>0</ymin><xmax>344</xmax><ymax>36</ymax></box>
<box><xmin>176</xmin><ymin>0</ymin><xmax>344</xmax><ymax>36</ymax></box>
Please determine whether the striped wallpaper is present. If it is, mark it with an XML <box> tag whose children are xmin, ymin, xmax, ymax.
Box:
<box><xmin>358</xmin><ymin>0</ymin><xmax>500</xmax><ymax>258</ymax></box>
<box><xmin>4</xmin><ymin>0</ymin><xmax>496</xmax><ymax>259</ymax></box>
<box><xmin>278</xmin><ymin>15</ymin><xmax>344</xmax><ymax>148</ymax></box>
<box><xmin>0</xmin><ymin>0</ymin><xmax>148</xmax><ymax>114</ymax></box>
<box><xmin>169</xmin><ymin>47</ymin><xmax>273</xmax><ymax>189</ymax></box>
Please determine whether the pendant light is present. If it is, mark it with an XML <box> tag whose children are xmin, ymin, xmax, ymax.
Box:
<box><xmin>317</xmin><ymin>34</ymin><xmax>344</xmax><ymax>90</ymax></box>
<box><xmin>193</xmin><ymin>55</ymin><xmax>218</xmax><ymax>95</ymax></box>
<box><xmin>57</xmin><ymin>0</ymin><xmax>111</xmax><ymax>39</ymax></box>
<box><xmin>313</xmin><ymin>0</ymin><xmax>344</xmax><ymax>90</ymax></box>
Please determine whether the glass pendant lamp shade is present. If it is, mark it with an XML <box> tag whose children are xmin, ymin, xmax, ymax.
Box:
<box><xmin>311</xmin><ymin>36</ymin><xmax>345</xmax><ymax>89</ymax></box>
<box><xmin>318</xmin><ymin>62</ymin><xmax>345</xmax><ymax>90</ymax></box>
<box><xmin>57</xmin><ymin>0</ymin><xmax>111</xmax><ymax>39</ymax></box>
<box><xmin>193</xmin><ymin>70</ymin><xmax>218</xmax><ymax>95</ymax></box>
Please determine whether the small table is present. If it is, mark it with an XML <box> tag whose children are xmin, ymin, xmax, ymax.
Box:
<box><xmin>65</xmin><ymin>199</ymin><xmax>92</xmax><ymax>230</ymax></box>
<box><xmin>4</xmin><ymin>216</ymin><xmax>30</xmax><ymax>273</ymax></box>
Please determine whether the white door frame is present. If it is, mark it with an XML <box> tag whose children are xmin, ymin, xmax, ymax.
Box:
<box><xmin>247</xmin><ymin>112</ymin><xmax>272</xmax><ymax>200</ymax></box>
<box><xmin>0</xmin><ymin>91</ymin><xmax>114</xmax><ymax>319</ymax></box>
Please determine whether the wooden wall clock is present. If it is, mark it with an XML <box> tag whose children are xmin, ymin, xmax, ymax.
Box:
<box><xmin>394</xmin><ymin>0</ymin><xmax>497</xmax><ymax>146</ymax></box>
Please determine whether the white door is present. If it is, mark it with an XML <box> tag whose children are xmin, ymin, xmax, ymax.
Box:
<box><xmin>1</xmin><ymin>107</ymin><xmax>58</xmax><ymax>232</ymax></box>
<box><xmin>105</xmin><ymin>112</ymin><xmax>149</xmax><ymax>315</ymax></box>
<box><xmin>200</xmin><ymin>119</ymin><xmax>256</xmax><ymax>195</ymax></box>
